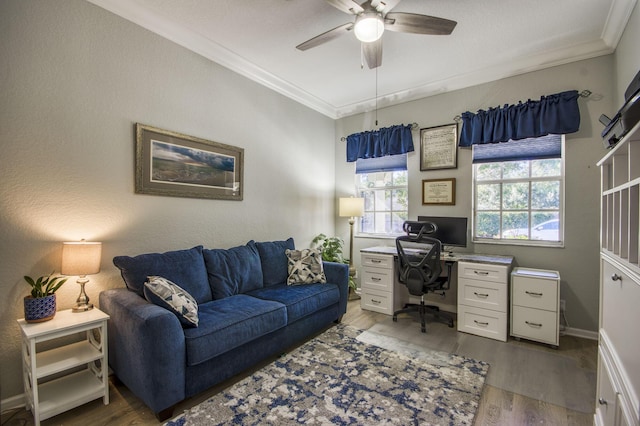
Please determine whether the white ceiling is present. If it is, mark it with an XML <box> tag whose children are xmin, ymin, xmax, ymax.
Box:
<box><xmin>87</xmin><ymin>0</ymin><xmax>637</xmax><ymax>119</ymax></box>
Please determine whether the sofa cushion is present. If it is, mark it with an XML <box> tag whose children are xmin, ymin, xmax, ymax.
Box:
<box><xmin>285</xmin><ymin>248</ymin><xmax>327</xmax><ymax>285</ymax></box>
<box><xmin>247</xmin><ymin>283</ymin><xmax>339</xmax><ymax>323</ymax></box>
<box><xmin>113</xmin><ymin>246</ymin><xmax>212</xmax><ymax>304</ymax></box>
<box><xmin>254</xmin><ymin>238</ymin><xmax>295</xmax><ymax>286</ymax></box>
<box><xmin>203</xmin><ymin>241</ymin><xmax>263</xmax><ymax>299</ymax></box>
<box><xmin>183</xmin><ymin>295</ymin><xmax>286</xmax><ymax>366</ymax></box>
<box><xmin>143</xmin><ymin>276</ymin><xmax>199</xmax><ymax>327</ymax></box>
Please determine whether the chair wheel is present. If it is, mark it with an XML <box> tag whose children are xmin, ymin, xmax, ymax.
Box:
<box><xmin>392</xmin><ymin>315</ymin><xmax>397</xmax><ymax>322</ymax></box>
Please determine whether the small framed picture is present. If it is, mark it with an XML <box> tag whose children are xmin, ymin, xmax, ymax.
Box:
<box><xmin>422</xmin><ymin>178</ymin><xmax>456</xmax><ymax>205</ymax></box>
<box><xmin>420</xmin><ymin>123</ymin><xmax>458</xmax><ymax>170</ymax></box>
<box><xmin>135</xmin><ymin>124</ymin><xmax>243</xmax><ymax>201</ymax></box>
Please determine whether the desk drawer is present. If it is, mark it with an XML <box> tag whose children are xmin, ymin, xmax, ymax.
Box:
<box><xmin>458</xmin><ymin>277</ymin><xmax>508</xmax><ymax>312</ymax></box>
<box><xmin>360</xmin><ymin>289</ymin><xmax>392</xmax><ymax>315</ymax></box>
<box><xmin>512</xmin><ymin>276</ymin><xmax>558</xmax><ymax>311</ymax></box>
<box><xmin>458</xmin><ymin>262</ymin><xmax>508</xmax><ymax>283</ymax></box>
<box><xmin>458</xmin><ymin>305</ymin><xmax>507</xmax><ymax>342</ymax></box>
<box><xmin>361</xmin><ymin>268</ymin><xmax>393</xmax><ymax>292</ymax></box>
<box><xmin>512</xmin><ymin>306</ymin><xmax>558</xmax><ymax>345</ymax></box>
<box><xmin>361</xmin><ymin>253</ymin><xmax>394</xmax><ymax>270</ymax></box>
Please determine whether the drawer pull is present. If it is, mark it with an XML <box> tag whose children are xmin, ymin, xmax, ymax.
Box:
<box><xmin>611</xmin><ymin>273</ymin><xmax>622</xmax><ymax>282</ymax></box>
<box><xmin>473</xmin><ymin>320</ymin><xmax>489</xmax><ymax>326</ymax></box>
<box><xmin>371</xmin><ymin>259</ymin><xmax>382</xmax><ymax>264</ymax></box>
<box><xmin>598</xmin><ymin>398</ymin><xmax>608</xmax><ymax>406</ymax></box>
<box><xmin>371</xmin><ymin>277</ymin><xmax>382</xmax><ymax>282</ymax></box>
<box><xmin>525</xmin><ymin>291</ymin><xmax>543</xmax><ymax>297</ymax></box>
<box><xmin>525</xmin><ymin>321</ymin><xmax>542</xmax><ymax>328</ymax></box>
<box><xmin>371</xmin><ymin>299</ymin><xmax>381</xmax><ymax>304</ymax></box>
<box><xmin>474</xmin><ymin>271</ymin><xmax>489</xmax><ymax>276</ymax></box>
<box><xmin>473</xmin><ymin>292</ymin><xmax>489</xmax><ymax>298</ymax></box>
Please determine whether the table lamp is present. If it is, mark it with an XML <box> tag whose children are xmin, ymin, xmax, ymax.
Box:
<box><xmin>339</xmin><ymin>197</ymin><xmax>364</xmax><ymax>277</ymax></box>
<box><xmin>61</xmin><ymin>240</ymin><xmax>102</xmax><ymax>312</ymax></box>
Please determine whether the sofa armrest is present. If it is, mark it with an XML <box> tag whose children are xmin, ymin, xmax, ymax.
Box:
<box><xmin>323</xmin><ymin>261</ymin><xmax>349</xmax><ymax>316</ymax></box>
<box><xmin>99</xmin><ymin>288</ymin><xmax>186</xmax><ymax>414</ymax></box>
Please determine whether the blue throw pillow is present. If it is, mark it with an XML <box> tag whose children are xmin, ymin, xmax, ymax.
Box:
<box><xmin>113</xmin><ymin>246</ymin><xmax>212</xmax><ymax>303</ymax></box>
<box><xmin>203</xmin><ymin>241</ymin><xmax>264</xmax><ymax>299</ymax></box>
<box><xmin>144</xmin><ymin>276</ymin><xmax>199</xmax><ymax>328</ymax></box>
<box><xmin>254</xmin><ymin>238</ymin><xmax>295</xmax><ymax>286</ymax></box>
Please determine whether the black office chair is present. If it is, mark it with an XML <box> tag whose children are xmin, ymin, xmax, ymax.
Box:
<box><xmin>392</xmin><ymin>221</ymin><xmax>455</xmax><ymax>333</ymax></box>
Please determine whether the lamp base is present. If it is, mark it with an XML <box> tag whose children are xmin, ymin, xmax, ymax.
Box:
<box><xmin>72</xmin><ymin>302</ymin><xmax>94</xmax><ymax>312</ymax></box>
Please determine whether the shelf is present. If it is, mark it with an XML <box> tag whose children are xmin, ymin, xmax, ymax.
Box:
<box><xmin>36</xmin><ymin>340</ymin><xmax>102</xmax><ymax>379</ymax></box>
<box><xmin>37</xmin><ymin>369</ymin><xmax>104</xmax><ymax>421</ymax></box>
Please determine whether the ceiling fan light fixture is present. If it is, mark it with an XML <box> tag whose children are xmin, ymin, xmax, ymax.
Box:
<box><xmin>354</xmin><ymin>12</ymin><xmax>384</xmax><ymax>43</ymax></box>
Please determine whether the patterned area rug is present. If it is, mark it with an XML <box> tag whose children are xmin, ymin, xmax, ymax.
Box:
<box><xmin>165</xmin><ymin>325</ymin><xmax>488</xmax><ymax>425</ymax></box>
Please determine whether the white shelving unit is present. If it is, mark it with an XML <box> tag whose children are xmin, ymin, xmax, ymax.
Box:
<box><xmin>17</xmin><ymin>308</ymin><xmax>110</xmax><ymax>425</ymax></box>
<box><xmin>596</xmin><ymin>120</ymin><xmax>640</xmax><ymax>426</ymax></box>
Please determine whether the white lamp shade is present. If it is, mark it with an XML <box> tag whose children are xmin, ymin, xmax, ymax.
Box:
<box><xmin>61</xmin><ymin>241</ymin><xmax>102</xmax><ymax>276</ymax></box>
<box><xmin>339</xmin><ymin>197</ymin><xmax>365</xmax><ymax>218</ymax></box>
<box><xmin>354</xmin><ymin>13</ymin><xmax>385</xmax><ymax>43</ymax></box>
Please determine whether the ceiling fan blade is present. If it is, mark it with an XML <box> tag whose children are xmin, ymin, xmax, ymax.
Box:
<box><xmin>296</xmin><ymin>22</ymin><xmax>354</xmax><ymax>51</ymax></box>
<box><xmin>325</xmin><ymin>0</ymin><xmax>364</xmax><ymax>15</ymax></box>
<box><xmin>385</xmin><ymin>12</ymin><xmax>457</xmax><ymax>35</ymax></box>
<box><xmin>363</xmin><ymin>38</ymin><xmax>382</xmax><ymax>69</ymax></box>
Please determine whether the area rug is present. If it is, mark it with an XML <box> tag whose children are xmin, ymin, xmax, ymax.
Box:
<box><xmin>165</xmin><ymin>324</ymin><xmax>488</xmax><ymax>425</ymax></box>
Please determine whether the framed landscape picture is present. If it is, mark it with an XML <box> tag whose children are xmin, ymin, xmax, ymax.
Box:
<box><xmin>135</xmin><ymin>124</ymin><xmax>243</xmax><ymax>201</ymax></box>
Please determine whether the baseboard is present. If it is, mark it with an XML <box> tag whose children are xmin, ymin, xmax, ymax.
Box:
<box><xmin>1</xmin><ymin>393</ymin><xmax>25</xmax><ymax>413</ymax></box>
<box><xmin>562</xmin><ymin>326</ymin><xmax>598</xmax><ymax>340</ymax></box>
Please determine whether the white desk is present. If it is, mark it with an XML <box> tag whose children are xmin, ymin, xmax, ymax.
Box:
<box><xmin>360</xmin><ymin>246</ymin><xmax>514</xmax><ymax>341</ymax></box>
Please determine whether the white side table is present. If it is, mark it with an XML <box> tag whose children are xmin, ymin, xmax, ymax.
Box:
<box><xmin>17</xmin><ymin>308</ymin><xmax>110</xmax><ymax>425</ymax></box>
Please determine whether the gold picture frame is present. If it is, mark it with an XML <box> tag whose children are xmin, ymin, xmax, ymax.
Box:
<box><xmin>422</xmin><ymin>178</ymin><xmax>456</xmax><ymax>205</ymax></box>
<box><xmin>135</xmin><ymin>124</ymin><xmax>243</xmax><ymax>201</ymax></box>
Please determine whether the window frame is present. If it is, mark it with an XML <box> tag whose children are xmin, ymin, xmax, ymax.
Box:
<box><xmin>472</xmin><ymin>137</ymin><xmax>565</xmax><ymax>247</ymax></box>
<box><xmin>355</xmin><ymin>169</ymin><xmax>409</xmax><ymax>237</ymax></box>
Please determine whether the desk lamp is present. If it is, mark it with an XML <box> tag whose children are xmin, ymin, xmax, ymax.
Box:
<box><xmin>61</xmin><ymin>240</ymin><xmax>102</xmax><ymax>312</ymax></box>
<box><xmin>339</xmin><ymin>197</ymin><xmax>364</xmax><ymax>277</ymax></box>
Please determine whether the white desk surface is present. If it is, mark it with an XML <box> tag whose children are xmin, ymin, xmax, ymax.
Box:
<box><xmin>361</xmin><ymin>246</ymin><xmax>514</xmax><ymax>266</ymax></box>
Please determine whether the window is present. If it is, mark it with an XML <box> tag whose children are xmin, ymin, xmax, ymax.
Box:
<box><xmin>473</xmin><ymin>135</ymin><xmax>564</xmax><ymax>246</ymax></box>
<box><xmin>355</xmin><ymin>155</ymin><xmax>408</xmax><ymax>235</ymax></box>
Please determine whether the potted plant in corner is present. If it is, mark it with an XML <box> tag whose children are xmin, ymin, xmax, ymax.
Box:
<box><xmin>23</xmin><ymin>272</ymin><xmax>67</xmax><ymax>323</ymax></box>
<box><xmin>311</xmin><ymin>234</ymin><xmax>358</xmax><ymax>297</ymax></box>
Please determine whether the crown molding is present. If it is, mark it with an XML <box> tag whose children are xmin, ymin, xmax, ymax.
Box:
<box><xmin>87</xmin><ymin>0</ymin><xmax>636</xmax><ymax>120</ymax></box>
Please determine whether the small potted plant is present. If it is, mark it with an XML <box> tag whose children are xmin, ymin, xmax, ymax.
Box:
<box><xmin>23</xmin><ymin>272</ymin><xmax>67</xmax><ymax>323</ymax></box>
<box><xmin>311</xmin><ymin>234</ymin><xmax>357</xmax><ymax>293</ymax></box>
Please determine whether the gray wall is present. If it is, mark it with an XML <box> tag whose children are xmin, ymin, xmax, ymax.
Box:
<box><xmin>335</xmin><ymin>56</ymin><xmax>616</xmax><ymax>333</ymax></box>
<box><xmin>614</xmin><ymin>1</ymin><xmax>640</xmax><ymax>106</ymax></box>
<box><xmin>0</xmin><ymin>0</ymin><xmax>335</xmax><ymax>401</ymax></box>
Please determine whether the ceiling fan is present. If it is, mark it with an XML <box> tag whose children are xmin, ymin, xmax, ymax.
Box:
<box><xmin>296</xmin><ymin>0</ymin><xmax>457</xmax><ymax>69</ymax></box>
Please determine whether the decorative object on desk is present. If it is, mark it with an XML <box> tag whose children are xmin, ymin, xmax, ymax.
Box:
<box><xmin>61</xmin><ymin>240</ymin><xmax>102</xmax><ymax>312</ymax></box>
<box><xmin>135</xmin><ymin>123</ymin><xmax>244</xmax><ymax>201</ymax></box>
<box><xmin>422</xmin><ymin>178</ymin><xmax>456</xmax><ymax>205</ymax></box>
<box><xmin>164</xmin><ymin>325</ymin><xmax>487</xmax><ymax>426</ymax></box>
<box><xmin>420</xmin><ymin>123</ymin><xmax>458</xmax><ymax>170</ymax></box>
<box><xmin>23</xmin><ymin>272</ymin><xmax>68</xmax><ymax>323</ymax></box>
<box><xmin>338</xmin><ymin>196</ymin><xmax>364</xmax><ymax>278</ymax></box>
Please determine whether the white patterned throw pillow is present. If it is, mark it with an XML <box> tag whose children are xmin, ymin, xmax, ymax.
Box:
<box><xmin>144</xmin><ymin>276</ymin><xmax>199</xmax><ymax>327</ymax></box>
<box><xmin>285</xmin><ymin>248</ymin><xmax>327</xmax><ymax>285</ymax></box>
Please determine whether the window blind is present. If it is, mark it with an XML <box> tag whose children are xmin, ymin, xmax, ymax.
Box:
<box><xmin>472</xmin><ymin>134</ymin><xmax>562</xmax><ymax>164</ymax></box>
<box><xmin>355</xmin><ymin>153</ymin><xmax>407</xmax><ymax>173</ymax></box>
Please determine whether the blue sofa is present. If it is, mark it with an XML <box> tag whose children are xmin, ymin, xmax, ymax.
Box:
<box><xmin>99</xmin><ymin>238</ymin><xmax>349</xmax><ymax>421</ymax></box>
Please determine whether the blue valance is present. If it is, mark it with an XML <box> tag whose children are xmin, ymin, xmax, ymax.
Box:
<box><xmin>346</xmin><ymin>124</ymin><xmax>414</xmax><ymax>162</ymax></box>
<box><xmin>459</xmin><ymin>90</ymin><xmax>580</xmax><ymax>147</ymax></box>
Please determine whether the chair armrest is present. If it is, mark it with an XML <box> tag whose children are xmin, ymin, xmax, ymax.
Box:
<box><xmin>323</xmin><ymin>261</ymin><xmax>349</xmax><ymax>316</ymax></box>
<box><xmin>99</xmin><ymin>288</ymin><xmax>186</xmax><ymax>414</ymax></box>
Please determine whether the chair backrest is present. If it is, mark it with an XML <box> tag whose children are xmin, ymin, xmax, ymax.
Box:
<box><xmin>396</xmin><ymin>221</ymin><xmax>443</xmax><ymax>296</ymax></box>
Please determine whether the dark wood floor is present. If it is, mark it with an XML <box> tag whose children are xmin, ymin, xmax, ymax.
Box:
<box><xmin>2</xmin><ymin>299</ymin><xmax>597</xmax><ymax>426</ymax></box>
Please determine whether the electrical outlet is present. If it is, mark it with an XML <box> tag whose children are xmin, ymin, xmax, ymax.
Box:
<box><xmin>560</xmin><ymin>299</ymin><xmax>566</xmax><ymax>312</ymax></box>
